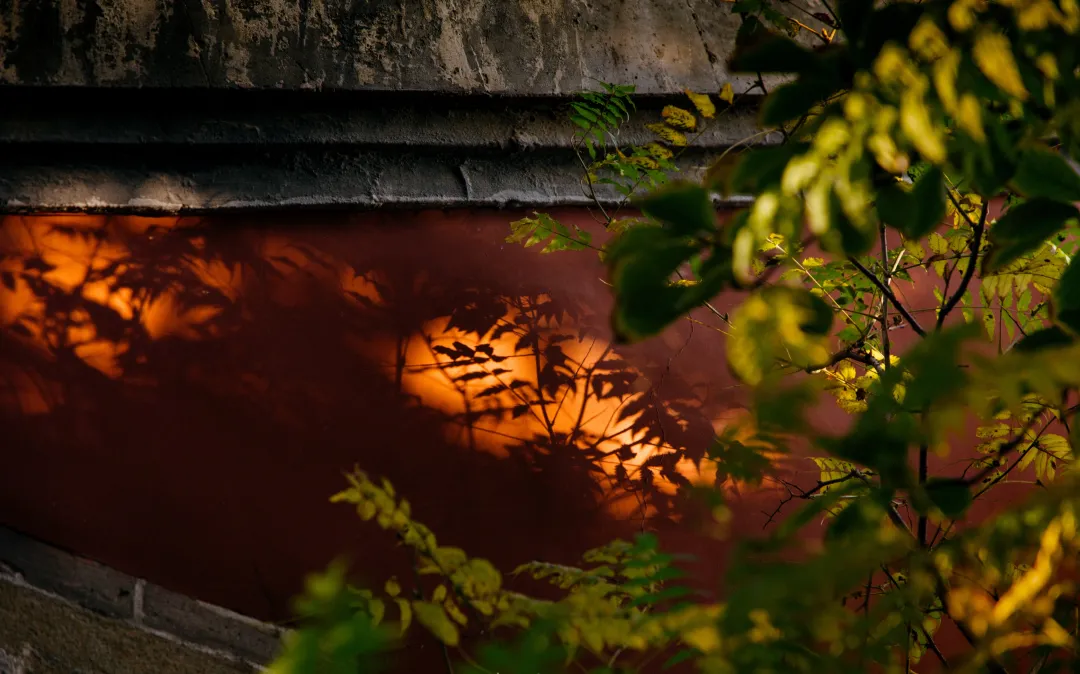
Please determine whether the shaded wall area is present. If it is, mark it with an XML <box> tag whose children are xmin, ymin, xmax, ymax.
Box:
<box><xmin>0</xmin><ymin>208</ymin><xmax>1043</xmax><ymax>670</ymax></box>
<box><xmin>0</xmin><ymin>210</ymin><xmax>787</xmax><ymax>619</ymax></box>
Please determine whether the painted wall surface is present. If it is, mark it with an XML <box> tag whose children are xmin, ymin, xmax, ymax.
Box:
<box><xmin>0</xmin><ymin>209</ymin><xmax>1036</xmax><ymax>669</ymax></box>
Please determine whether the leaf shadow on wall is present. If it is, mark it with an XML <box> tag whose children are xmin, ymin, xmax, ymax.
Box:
<box><xmin>0</xmin><ymin>211</ymin><xmax>774</xmax><ymax>630</ymax></box>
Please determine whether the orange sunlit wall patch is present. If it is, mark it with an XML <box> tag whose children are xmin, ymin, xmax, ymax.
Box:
<box><xmin>0</xmin><ymin>212</ymin><xmax>762</xmax><ymax>521</ymax></box>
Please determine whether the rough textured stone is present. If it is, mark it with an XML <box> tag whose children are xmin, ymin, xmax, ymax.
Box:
<box><xmin>141</xmin><ymin>583</ymin><xmax>283</xmax><ymax>664</ymax></box>
<box><xmin>0</xmin><ymin>0</ymin><xmax>828</xmax><ymax>94</ymax></box>
<box><xmin>0</xmin><ymin>580</ymin><xmax>258</xmax><ymax>674</ymax></box>
<box><xmin>0</xmin><ymin>528</ymin><xmax>134</xmax><ymax>619</ymax></box>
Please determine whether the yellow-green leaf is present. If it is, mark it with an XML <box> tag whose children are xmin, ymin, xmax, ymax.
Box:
<box><xmin>413</xmin><ymin>601</ymin><xmax>461</xmax><ymax>646</ymax></box>
<box><xmin>661</xmin><ymin>106</ymin><xmax>697</xmax><ymax>131</ymax></box>
<box><xmin>728</xmin><ymin>286</ymin><xmax>834</xmax><ymax>384</ymax></box>
<box><xmin>720</xmin><ymin>82</ymin><xmax>735</xmax><ymax>105</ymax></box>
<box><xmin>444</xmin><ymin>599</ymin><xmax>469</xmax><ymax>626</ymax></box>
<box><xmin>395</xmin><ymin>598</ymin><xmax>412</xmax><ymax>634</ymax></box>
<box><xmin>647</xmin><ymin>122</ymin><xmax>689</xmax><ymax>146</ymax></box>
<box><xmin>384</xmin><ymin>577</ymin><xmax>401</xmax><ymax>597</ymax></box>
<box><xmin>972</xmin><ymin>29</ymin><xmax>1028</xmax><ymax>100</ymax></box>
<box><xmin>900</xmin><ymin>89</ymin><xmax>946</xmax><ymax>163</ymax></box>
<box><xmin>685</xmin><ymin>91</ymin><xmax>716</xmax><ymax>119</ymax></box>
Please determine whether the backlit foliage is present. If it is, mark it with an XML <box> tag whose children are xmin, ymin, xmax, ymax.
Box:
<box><xmin>272</xmin><ymin>0</ymin><xmax>1080</xmax><ymax>671</ymax></box>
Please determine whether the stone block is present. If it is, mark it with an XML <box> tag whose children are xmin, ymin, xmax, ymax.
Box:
<box><xmin>0</xmin><ymin>528</ymin><xmax>134</xmax><ymax>619</ymax></box>
<box><xmin>141</xmin><ymin>583</ymin><xmax>283</xmax><ymax>664</ymax></box>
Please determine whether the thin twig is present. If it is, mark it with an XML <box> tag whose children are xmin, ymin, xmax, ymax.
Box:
<box><xmin>848</xmin><ymin>256</ymin><xmax>927</xmax><ymax>336</ymax></box>
<box><xmin>937</xmin><ymin>201</ymin><xmax>988</xmax><ymax>330</ymax></box>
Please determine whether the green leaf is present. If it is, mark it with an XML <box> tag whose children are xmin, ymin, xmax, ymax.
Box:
<box><xmin>965</xmin><ymin>115</ymin><xmax>1019</xmax><ymax>197</ymax></box>
<box><xmin>727</xmin><ymin>286</ymin><xmax>834</xmax><ymax>384</ymax></box>
<box><xmin>729</xmin><ymin>29</ymin><xmax>818</xmax><ymax>74</ymax></box>
<box><xmin>1055</xmin><ymin>255</ymin><xmax>1080</xmax><ymax>334</ymax></box>
<box><xmin>608</xmin><ymin>227</ymin><xmax>731</xmax><ymax>341</ymax></box>
<box><xmin>1011</xmin><ymin>147</ymin><xmax>1080</xmax><ymax>203</ymax></box>
<box><xmin>761</xmin><ymin>77</ymin><xmax>839</xmax><ymax>127</ymax></box>
<box><xmin>730</xmin><ymin>143</ymin><xmax>810</xmax><ymax>195</ymax></box>
<box><xmin>924</xmin><ymin>478</ymin><xmax>972</xmax><ymax>518</ymax></box>
<box><xmin>983</xmin><ymin>198</ymin><xmax>1079</xmax><ymax>273</ymax></box>
<box><xmin>875</xmin><ymin>167</ymin><xmax>946</xmax><ymax>239</ymax></box>
<box><xmin>412</xmin><ymin>601</ymin><xmax>460</xmax><ymax>646</ymax></box>
<box><xmin>636</xmin><ymin>182</ymin><xmax>716</xmax><ymax>235</ymax></box>
<box><xmin>662</xmin><ymin>648</ymin><xmax>700</xmax><ymax>669</ymax></box>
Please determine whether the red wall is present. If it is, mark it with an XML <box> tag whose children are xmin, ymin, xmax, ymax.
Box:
<box><xmin>0</xmin><ymin>209</ymin><xmax>1040</xmax><ymax>670</ymax></box>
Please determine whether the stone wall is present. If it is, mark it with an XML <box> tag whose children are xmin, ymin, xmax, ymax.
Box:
<box><xmin>0</xmin><ymin>527</ymin><xmax>280</xmax><ymax>672</ymax></box>
<box><xmin>0</xmin><ymin>0</ymin><xmax>770</xmax><ymax>94</ymax></box>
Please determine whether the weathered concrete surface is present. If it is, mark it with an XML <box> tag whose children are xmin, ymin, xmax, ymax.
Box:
<box><xmin>0</xmin><ymin>527</ymin><xmax>284</xmax><ymax>668</ymax></box>
<box><xmin>0</xmin><ymin>143</ymin><xmax>749</xmax><ymax>213</ymax></box>
<box><xmin>0</xmin><ymin>0</ymin><xmax>822</xmax><ymax>94</ymax></box>
<box><xmin>0</xmin><ymin>87</ymin><xmax>774</xmax><ymax>213</ymax></box>
<box><xmin>0</xmin><ymin>581</ymin><xmax>259</xmax><ymax>674</ymax></box>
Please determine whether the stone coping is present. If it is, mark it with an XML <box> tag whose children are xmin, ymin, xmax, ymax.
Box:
<box><xmin>0</xmin><ymin>527</ymin><xmax>283</xmax><ymax>669</ymax></box>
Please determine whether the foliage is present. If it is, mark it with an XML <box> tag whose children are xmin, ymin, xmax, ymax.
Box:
<box><xmin>271</xmin><ymin>0</ymin><xmax>1080</xmax><ymax>671</ymax></box>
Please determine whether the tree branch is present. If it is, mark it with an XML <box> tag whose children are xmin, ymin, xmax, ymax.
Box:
<box><xmin>937</xmin><ymin>201</ymin><xmax>988</xmax><ymax>330</ymax></box>
<box><xmin>848</xmin><ymin>256</ymin><xmax>927</xmax><ymax>336</ymax></box>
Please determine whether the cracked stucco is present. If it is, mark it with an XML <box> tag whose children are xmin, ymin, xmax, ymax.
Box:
<box><xmin>0</xmin><ymin>0</ymin><xmax>830</xmax><ymax>94</ymax></box>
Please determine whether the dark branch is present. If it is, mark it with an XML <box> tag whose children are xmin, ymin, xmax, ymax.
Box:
<box><xmin>937</xmin><ymin>201</ymin><xmax>988</xmax><ymax>330</ymax></box>
<box><xmin>848</xmin><ymin>256</ymin><xmax>927</xmax><ymax>336</ymax></box>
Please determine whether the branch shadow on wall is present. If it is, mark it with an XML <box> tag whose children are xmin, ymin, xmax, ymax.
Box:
<box><xmin>0</xmin><ymin>212</ymin><xmax>757</xmax><ymax>626</ymax></box>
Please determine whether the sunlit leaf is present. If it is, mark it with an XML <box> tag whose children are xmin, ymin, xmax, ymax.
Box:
<box><xmin>983</xmin><ymin>198</ymin><xmax>1079</xmax><ymax>272</ymax></box>
<box><xmin>685</xmin><ymin>91</ymin><xmax>716</xmax><ymax>119</ymax></box>
<box><xmin>972</xmin><ymin>29</ymin><xmax>1028</xmax><ymax>100</ymax></box>
<box><xmin>412</xmin><ymin>601</ymin><xmax>461</xmax><ymax>646</ymax></box>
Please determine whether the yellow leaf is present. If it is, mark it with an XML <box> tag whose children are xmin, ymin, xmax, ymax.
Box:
<box><xmin>908</xmin><ymin>17</ymin><xmax>950</xmax><ymax>60</ymax></box>
<box><xmin>432</xmin><ymin>584</ymin><xmax>448</xmax><ymax>602</ymax></box>
<box><xmin>433</xmin><ymin>546</ymin><xmax>468</xmax><ymax>572</ymax></box>
<box><xmin>357</xmin><ymin>500</ymin><xmax>377</xmax><ymax>521</ymax></box>
<box><xmin>413</xmin><ymin>601</ymin><xmax>461</xmax><ymax>646</ymax></box>
<box><xmin>647</xmin><ymin>122</ymin><xmax>688</xmax><ymax>147</ymax></box>
<box><xmin>661</xmin><ymin>105</ymin><xmax>697</xmax><ymax>130</ymax></box>
<box><xmin>929</xmin><ymin>232</ymin><xmax>950</xmax><ymax>255</ymax></box>
<box><xmin>444</xmin><ymin>598</ymin><xmax>469</xmax><ymax>626</ymax></box>
<box><xmin>395</xmin><ymin>598</ymin><xmax>412</xmax><ymax>634</ymax></box>
<box><xmin>368</xmin><ymin>598</ymin><xmax>386</xmax><ymax>625</ymax></box>
<box><xmin>972</xmin><ymin>29</ymin><xmax>1028</xmax><ymax>100</ymax></box>
<box><xmin>948</xmin><ymin>0</ymin><xmax>986</xmax><ymax>31</ymax></box>
<box><xmin>645</xmin><ymin>142</ymin><xmax>674</xmax><ymax>159</ymax></box>
<box><xmin>720</xmin><ymin>82</ymin><xmax>735</xmax><ymax>105</ymax></box>
<box><xmin>956</xmin><ymin>94</ymin><xmax>986</xmax><ymax>142</ymax></box>
<box><xmin>682</xmin><ymin>624</ymin><xmax>722</xmax><ymax>652</ymax></box>
<box><xmin>904</xmin><ymin>239</ymin><xmax>926</xmax><ymax>259</ymax></box>
<box><xmin>384</xmin><ymin>577</ymin><xmax>402</xmax><ymax>597</ymax></box>
<box><xmin>685</xmin><ymin>91</ymin><xmax>716</xmax><ymax>119</ymax></box>
<box><xmin>900</xmin><ymin>89</ymin><xmax>946</xmax><ymax>164</ymax></box>
<box><xmin>836</xmin><ymin>362</ymin><xmax>858</xmax><ymax>381</ymax></box>
<box><xmin>933</xmin><ymin>50</ymin><xmax>960</xmax><ymax>113</ymax></box>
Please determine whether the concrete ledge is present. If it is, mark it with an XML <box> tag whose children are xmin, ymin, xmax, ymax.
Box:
<box><xmin>0</xmin><ymin>528</ymin><xmax>135</xmax><ymax>619</ymax></box>
<box><xmin>0</xmin><ymin>88</ymin><xmax>770</xmax><ymax>150</ymax></box>
<box><xmin>0</xmin><ymin>87</ymin><xmax>771</xmax><ymax>214</ymax></box>
<box><xmin>0</xmin><ymin>527</ymin><xmax>284</xmax><ymax>668</ymax></box>
<box><xmin>142</xmin><ymin>584</ymin><xmax>284</xmax><ymax>664</ymax></box>
<box><xmin>0</xmin><ymin>144</ymin><xmax>754</xmax><ymax>214</ymax></box>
